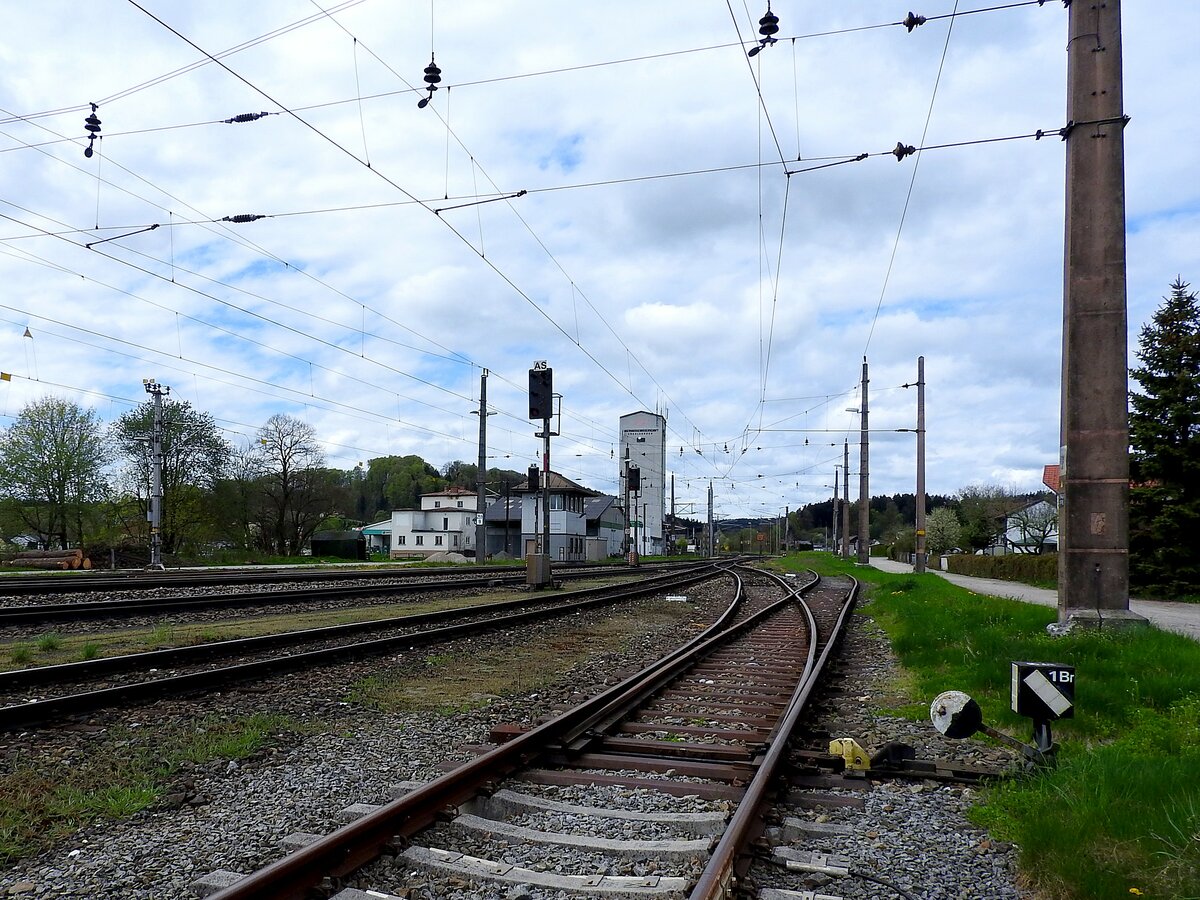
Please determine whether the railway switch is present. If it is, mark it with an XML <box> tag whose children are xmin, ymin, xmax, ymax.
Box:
<box><xmin>931</xmin><ymin>666</ymin><xmax>1073</xmax><ymax>770</ymax></box>
<box><xmin>828</xmin><ymin>737</ymin><xmax>870</xmax><ymax>771</ymax></box>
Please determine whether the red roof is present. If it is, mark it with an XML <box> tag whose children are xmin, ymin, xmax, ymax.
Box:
<box><xmin>1042</xmin><ymin>464</ymin><xmax>1060</xmax><ymax>494</ymax></box>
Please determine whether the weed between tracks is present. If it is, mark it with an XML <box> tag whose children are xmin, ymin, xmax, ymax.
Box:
<box><xmin>346</xmin><ymin>599</ymin><xmax>699</xmax><ymax>714</ymax></box>
<box><xmin>0</xmin><ymin>593</ymin><xmax>523</xmax><ymax>669</ymax></box>
<box><xmin>0</xmin><ymin>594</ymin><xmax>704</xmax><ymax>867</ymax></box>
<box><xmin>0</xmin><ymin>713</ymin><xmax>308</xmax><ymax>866</ymax></box>
<box><xmin>769</xmin><ymin>552</ymin><xmax>1200</xmax><ymax>900</ymax></box>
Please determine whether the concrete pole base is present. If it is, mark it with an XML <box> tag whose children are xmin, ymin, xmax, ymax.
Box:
<box><xmin>1051</xmin><ymin>607</ymin><xmax>1149</xmax><ymax>635</ymax></box>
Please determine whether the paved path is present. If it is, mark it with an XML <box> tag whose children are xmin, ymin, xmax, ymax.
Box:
<box><xmin>867</xmin><ymin>558</ymin><xmax>1200</xmax><ymax>642</ymax></box>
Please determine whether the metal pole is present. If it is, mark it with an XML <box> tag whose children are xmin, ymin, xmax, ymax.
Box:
<box><xmin>857</xmin><ymin>357</ymin><xmax>870</xmax><ymax>564</ymax></box>
<box><xmin>832</xmin><ymin>470</ymin><xmax>839</xmax><ymax>553</ymax></box>
<box><xmin>542</xmin><ymin>423</ymin><xmax>551</xmax><ymax>564</ymax></box>
<box><xmin>144</xmin><ymin>379</ymin><xmax>169</xmax><ymax>570</ymax></box>
<box><xmin>623</xmin><ymin>449</ymin><xmax>632</xmax><ymax>564</ymax></box>
<box><xmin>670</xmin><ymin>473</ymin><xmax>675</xmax><ymax>555</ymax></box>
<box><xmin>842</xmin><ymin>441</ymin><xmax>851</xmax><ymax>559</ymax></box>
<box><xmin>707</xmin><ymin>480</ymin><xmax>714</xmax><ymax>558</ymax></box>
<box><xmin>915</xmin><ymin>356</ymin><xmax>927</xmax><ymax>573</ymax></box>
<box><xmin>474</xmin><ymin>369</ymin><xmax>489</xmax><ymax>564</ymax></box>
<box><xmin>1059</xmin><ymin>0</ymin><xmax>1140</xmax><ymax>625</ymax></box>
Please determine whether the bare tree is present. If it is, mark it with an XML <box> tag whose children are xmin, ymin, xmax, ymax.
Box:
<box><xmin>1009</xmin><ymin>499</ymin><xmax>1058</xmax><ymax>554</ymax></box>
<box><xmin>254</xmin><ymin>414</ymin><xmax>333</xmax><ymax>555</ymax></box>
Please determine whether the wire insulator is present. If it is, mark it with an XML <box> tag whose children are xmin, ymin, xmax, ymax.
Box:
<box><xmin>221</xmin><ymin>214</ymin><xmax>266</xmax><ymax>223</ymax></box>
<box><xmin>892</xmin><ymin>141</ymin><xmax>917</xmax><ymax>161</ymax></box>
<box><xmin>418</xmin><ymin>54</ymin><xmax>442</xmax><ymax>108</ymax></box>
<box><xmin>903</xmin><ymin>11</ymin><xmax>927</xmax><ymax>32</ymax></box>
<box><xmin>423</xmin><ymin>58</ymin><xmax>442</xmax><ymax>87</ymax></box>
<box><xmin>748</xmin><ymin>4</ymin><xmax>780</xmax><ymax>56</ymax></box>
<box><xmin>83</xmin><ymin>103</ymin><xmax>102</xmax><ymax>158</ymax></box>
<box><xmin>758</xmin><ymin>9</ymin><xmax>779</xmax><ymax>37</ymax></box>
<box><xmin>223</xmin><ymin>112</ymin><xmax>270</xmax><ymax>124</ymax></box>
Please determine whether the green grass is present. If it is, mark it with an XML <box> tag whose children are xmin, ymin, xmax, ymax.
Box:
<box><xmin>9</xmin><ymin>643</ymin><xmax>33</xmax><ymax>665</ymax></box>
<box><xmin>0</xmin><ymin>713</ymin><xmax>305</xmax><ymax>865</ymax></box>
<box><xmin>771</xmin><ymin>552</ymin><xmax>1200</xmax><ymax>899</ymax></box>
<box><xmin>34</xmin><ymin>633</ymin><xmax>62</xmax><ymax>652</ymax></box>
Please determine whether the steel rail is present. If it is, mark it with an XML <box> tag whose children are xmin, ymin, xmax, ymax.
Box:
<box><xmin>0</xmin><ymin>573</ymin><xmax>529</xmax><ymax>623</ymax></box>
<box><xmin>0</xmin><ymin>563</ymin><xmax>735</xmax><ymax>730</ymax></box>
<box><xmin>0</xmin><ymin>562</ymin><xmax>700</xmax><ymax>624</ymax></box>
<box><xmin>0</xmin><ymin>561</ymin><xmax>720</xmax><ymax>691</ymax></box>
<box><xmin>210</xmin><ymin>568</ymin><xmax>817</xmax><ymax>900</ymax></box>
<box><xmin>0</xmin><ymin>558</ymin><xmax>699</xmax><ymax>597</ymax></box>
<box><xmin>689</xmin><ymin>573</ymin><xmax>860</xmax><ymax>900</ymax></box>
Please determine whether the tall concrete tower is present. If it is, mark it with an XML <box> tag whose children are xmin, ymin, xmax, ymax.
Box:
<box><xmin>619</xmin><ymin>411</ymin><xmax>667</xmax><ymax>555</ymax></box>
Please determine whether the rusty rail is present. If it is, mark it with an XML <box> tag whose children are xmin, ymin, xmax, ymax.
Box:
<box><xmin>211</xmin><ymin>567</ymin><xmax>819</xmax><ymax>900</ymax></box>
<box><xmin>689</xmin><ymin>572</ymin><xmax>859</xmax><ymax>899</ymax></box>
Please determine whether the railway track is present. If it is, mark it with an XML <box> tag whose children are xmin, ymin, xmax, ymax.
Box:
<box><xmin>0</xmin><ymin>561</ymin><xmax>700</xmax><ymax>624</ymax></box>
<box><xmin>0</xmin><ymin>561</ymin><xmax>732</xmax><ymax>731</ymax></box>
<box><xmin>196</xmin><ymin>567</ymin><xmax>857</xmax><ymax>900</ymax></box>
<box><xmin>0</xmin><ymin>559</ymin><xmax>690</xmax><ymax>599</ymax></box>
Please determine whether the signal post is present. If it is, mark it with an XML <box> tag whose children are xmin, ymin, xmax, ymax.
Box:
<box><xmin>527</xmin><ymin>362</ymin><xmax>555</xmax><ymax>588</ymax></box>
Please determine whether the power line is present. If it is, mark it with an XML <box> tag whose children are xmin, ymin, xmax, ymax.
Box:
<box><xmin>864</xmin><ymin>0</ymin><xmax>962</xmax><ymax>353</ymax></box>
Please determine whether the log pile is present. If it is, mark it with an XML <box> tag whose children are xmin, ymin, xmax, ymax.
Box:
<box><xmin>7</xmin><ymin>548</ymin><xmax>92</xmax><ymax>570</ymax></box>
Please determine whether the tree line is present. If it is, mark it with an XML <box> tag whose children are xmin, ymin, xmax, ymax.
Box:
<box><xmin>1</xmin><ymin>282</ymin><xmax>1194</xmax><ymax>589</ymax></box>
<box><xmin>0</xmin><ymin>398</ymin><xmax>522</xmax><ymax>561</ymax></box>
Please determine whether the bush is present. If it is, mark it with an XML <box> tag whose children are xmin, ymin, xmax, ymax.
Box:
<box><xmin>945</xmin><ymin>552</ymin><xmax>1057</xmax><ymax>585</ymax></box>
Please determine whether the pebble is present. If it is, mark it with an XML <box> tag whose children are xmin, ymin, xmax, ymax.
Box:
<box><xmin>0</xmin><ymin>578</ymin><xmax>1032</xmax><ymax>899</ymax></box>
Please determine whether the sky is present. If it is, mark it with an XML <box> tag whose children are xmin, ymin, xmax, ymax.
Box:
<box><xmin>1</xmin><ymin>1</ymin><xmax>1197</xmax><ymax>521</ymax></box>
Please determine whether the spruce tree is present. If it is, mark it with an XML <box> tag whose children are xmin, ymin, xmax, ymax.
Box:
<box><xmin>1129</xmin><ymin>277</ymin><xmax>1200</xmax><ymax>597</ymax></box>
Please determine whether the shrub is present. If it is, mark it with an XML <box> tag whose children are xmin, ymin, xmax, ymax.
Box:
<box><xmin>945</xmin><ymin>552</ymin><xmax>1057</xmax><ymax>585</ymax></box>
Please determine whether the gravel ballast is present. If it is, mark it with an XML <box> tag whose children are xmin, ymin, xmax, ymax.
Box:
<box><xmin>0</xmin><ymin>578</ymin><xmax>1031</xmax><ymax>899</ymax></box>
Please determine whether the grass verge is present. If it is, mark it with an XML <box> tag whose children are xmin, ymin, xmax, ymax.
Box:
<box><xmin>770</xmin><ymin>552</ymin><xmax>1200</xmax><ymax>899</ymax></box>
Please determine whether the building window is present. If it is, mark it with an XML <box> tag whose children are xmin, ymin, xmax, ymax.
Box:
<box><xmin>435</xmin><ymin>535</ymin><xmax>443</xmax><ymax>546</ymax></box>
<box><xmin>457</xmin><ymin>501</ymin><xmax>463</xmax><ymax>508</ymax></box>
<box><xmin>398</xmin><ymin>536</ymin><xmax>406</xmax><ymax>546</ymax></box>
<box><xmin>453</xmin><ymin>535</ymin><xmax>459</xmax><ymax>547</ymax></box>
<box><xmin>443</xmin><ymin>517</ymin><xmax>449</xmax><ymax>530</ymax></box>
<box><xmin>551</xmin><ymin>495</ymin><xmax>563</xmax><ymax>511</ymax></box>
<box><xmin>415</xmin><ymin>535</ymin><xmax>424</xmax><ymax>546</ymax></box>
<box><xmin>434</xmin><ymin>501</ymin><xmax>441</xmax><ymax>508</ymax></box>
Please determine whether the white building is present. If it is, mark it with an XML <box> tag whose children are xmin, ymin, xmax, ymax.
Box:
<box><xmin>389</xmin><ymin>487</ymin><xmax>479</xmax><ymax>559</ymax></box>
<box><xmin>619</xmin><ymin>411</ymin><xmax>667</xmax><ymax>556</ymax></box>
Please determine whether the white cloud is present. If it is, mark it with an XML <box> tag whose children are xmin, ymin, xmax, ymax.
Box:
<box><xmin>1</xmin><ymin>1</ymin><xmax>1196</xmax><ymax>516</ymax></box>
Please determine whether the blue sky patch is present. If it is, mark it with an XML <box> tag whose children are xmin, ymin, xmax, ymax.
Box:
<box><xmin>539</xmin><ymin>133</ymin><xmax>584</xmax><ymax>172</ymax></box>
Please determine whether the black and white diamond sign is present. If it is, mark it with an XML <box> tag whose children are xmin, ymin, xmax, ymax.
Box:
<box><xmin>1011</xmin><ymin>661</ymin><xmax>1075</xmax><ymax>720</ymax></box>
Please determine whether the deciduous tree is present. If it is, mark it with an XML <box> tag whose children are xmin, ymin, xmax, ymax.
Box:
<box><xmin>112</xmin><ymin>398</ymin><xmax>232</xmax><ymax>554</ymax></box>
<box><xmin>0</xmin><ymin>396</ymin><xmax>111</xmax><ymax>547</ymax></box>
<box><xmin>954</xmin><ymin>484</ymin><xmax>1014</xmax><ymax>552</ymax></box>
<box><xmin>925</xmin><ymin>506</ymin><xmax>962</xmax><ymax>556</ymax></box>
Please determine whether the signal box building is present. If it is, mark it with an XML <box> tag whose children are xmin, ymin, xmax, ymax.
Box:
<box><xmin>518</xmin><ymin>470</ymin><xmax>603</xmax><ymax>562</ymax></box>
<box><xmin>619</xmin><ymin>411</ymin><xmax>667</xmax><ymax>556</ymax></box>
